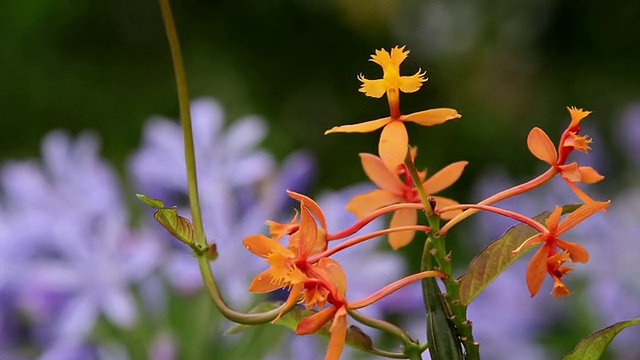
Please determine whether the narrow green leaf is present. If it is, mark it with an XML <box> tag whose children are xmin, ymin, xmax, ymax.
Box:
<box><xmin>562</xmin><ymin>319</ymin><xmax>640</xmax><ymax>360</ymax></box>
<box><xmin>153</xmin><ymin>207</ymin><xmax>195</xmax><ymax>247</ymax></box>
<box><xmin>459</xmin><ymin>204</ymin><xmax>581</xmax><ymax>305</ymax></box>
<box><xmin>136</xmin><ymin>193</ymin><xmax>165</xmax><ymax>209</ymax></box>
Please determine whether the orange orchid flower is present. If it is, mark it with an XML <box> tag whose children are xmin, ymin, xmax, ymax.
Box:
<box><xmin>346</xmin><ymin>150</ymin><xmax>467</xmax><ymax>249</ymax></box>
<box><xmin>527</xmin><ymin>107</ymin><xmax>604</xmax><ymax>203</ymax></box>
<box><xmin>513</xmin><ymin>200</ymin><xmax>610</xmax><ymax>297</ymax></box>
<box><xmin>243</xmin><ymin>194</ymin><xmax>328</xmax><ymax>321</ymax></box>
<box><xmin>296</xmin><ymin>258</ymin><xmax>445</xmax><ymax>360</ymax></box>
<box><xmin>324</xmin><ymin>46</ymin><xmax>461</xmax><ymax>170</ymax></box>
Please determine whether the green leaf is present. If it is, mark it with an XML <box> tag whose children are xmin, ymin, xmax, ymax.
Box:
<box><xmin>562</xmin><ymin>319</ymin><xmax>640</xmax><ymax>360</ymax></box>
<box><xmin>225</xmin><ymin>302</ymin><xmax>374</xmax><ymax>352</ymax></box>
<box><xmin>459</xmin><ymin>204</ymin><xmax>581</xmax><ymax>305</ymax></box>
<box><xmin>136</xmin><ymin>193</ymin><xmax>165</xmax><ymax>209</ymax></box>
<box><xmin>153</xmin><ymin>206</ymin><xmax>195</xmax><ymax>247</ymax></box>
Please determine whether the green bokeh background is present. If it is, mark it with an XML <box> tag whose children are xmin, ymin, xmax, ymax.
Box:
<box><xmin>2</xmin><ymin>0</ymin><xmax>639</xmax><ymax>358</ymax></box>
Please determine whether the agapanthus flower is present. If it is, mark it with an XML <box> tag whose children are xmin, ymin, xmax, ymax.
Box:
<box><xmin>0</xmin><ymin>131</ymin><xmax>159</xmax><ymax>356</ymax></box>
<box><xmin>129</xmin><ymin>98</ymin><xmax>315</xmax><ymax>305</ymax></box>
<box><xmin>346</xmin><ymin>150</ymin><xmax>466</xmax><ymax>249</ymax></box>
<box><xmin>325</xmin><ymin>46</ymin><xmax>461</xmax><ymax>170</ymax></box>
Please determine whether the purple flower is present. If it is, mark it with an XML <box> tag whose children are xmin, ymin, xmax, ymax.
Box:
<box><xmin>0</xmin><ymin>131</ymin><xmax>159</xmax><ymax>355</ymax></box>
<box><xmin>129</xmin><ymin>97</ymin><xmax>316</xmax><ymax>307</ymax></box>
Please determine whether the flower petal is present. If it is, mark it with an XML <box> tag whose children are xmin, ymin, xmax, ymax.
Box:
<box><xmin>274</xmin><ymin>283</ymin><xmax>304</xmax><ymax>323</ymax></box>
<box><xmin>317</xmin><ymin>258</ymin><xmax>347</xmax><ymax>298</ymax></box>
<box><xmin>556</xmin><ymin>239</ymin><xmax>590</xmax><ymax>263</ymax></box>
<box><xmin>398</xmin><ymin>71</ymin><xmax>427</xmax><ymax>93</ymax></box>
<box><xmin>527</xmin><ymin>127</ymin><xmax>558</xmax><ymax>165</ymax></box>
<box><xmin>559</xmin><ymin>163</ymin><xmax>582</xmax><ymax>182</ymax></box>
<box><xmin>526</xmin><ymin>245</ymin><xmax>550</xmax><ymax>297</ymax></box>
<box><xmin>402</xmin><ymin>108</ymin><xmax>461</xmax><ymax>126</ymax></box>
<box><xmin>567</xmin><ymin>106</ymin><xmax>591</xmax><ymax>129</ymax></box>
<box><xmin>324</xmin><ymin>117</ymin><xmax>391</xmax><ymax>135</ymax></box>
<box><xmin>326</xmin><ymin>307</ymin><xmax>348</xmax><ymax>360</ymax></box>
<box><xmin>556</xmin><ymin>200</ymin><xmax>610</xmax><ymax>235</ymax></box>
<box><xmin>287</xmin><ymin>191</ymin><xmax>327</xmax><ymax>230</ymax></box>
<box><xmin>248</xmin><ymin>268</ymin><xmax>281</xmax><ymax>293</ymax></box>
<box><xmin>357</xmin><ymin>76</ymin><xmax>387</xmax><ymax>98</ymax></box>
<box><xmin>296</xmin><ymin>306</ymin><xmax>337</xmax><ymax>335</ymax></box>
<box><xmin>545</xmin><ymin>206</ymin><xmax>563</xmax><ymax>232</ymax></box>
<box><xmin>431</xmin><ymin>196</ymin><xmax>462</xmax><ymax>220</ymax></box>
<box><xmin>346</xmin><ymin>189</ymin><xmax>402</xmax><ymax>219</ymax></box>
<box><xmin>388</xmin><ymin>208</ymin><xmax>418</xmax><ymax>250</ymax></box>
<box><xmin>243</xmin><ymin>234</ymin><xmax>290</xmax><ymax>258</ymax></box>
<box><xmin>578</xmin><ymin>166</ymin><xmax>604</xmax><ymax>184</ymax></box>
<box><xmin>422</xmin><ymin>161</ymin><xmax>468</xmax><ymax>194</ymax></box>
<box><xmin>296</xmin><ymin>204</ymin><xmax>320</xmax><ymax>259</ymax></box>
<box><xmin>359</xmin><ymin>153</ymin><xmax>405</xmax><ymax>193</ymax></box>
<box><xmin>379</xmin><ymin>120</ymin><xmax>409</xmax><ymax>171</ymax></box>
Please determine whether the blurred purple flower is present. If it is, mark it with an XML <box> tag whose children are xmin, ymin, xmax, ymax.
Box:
<box><xmin>0</xmin><ymin>131</ymin><xmax>159</xmax><ymax>356</ymax></box>
<box><xmin>617</xmin><ymin>102</ymin><xmax>640</xmax><ymax>166</ymax></box>
<box><xmin>129</xmin><ymin>97</ymin><xmax>316</xmax><ymax>306</ymax></box>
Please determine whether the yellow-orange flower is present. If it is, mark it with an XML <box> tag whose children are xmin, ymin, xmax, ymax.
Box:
<box><xmin>346</xmin><ymin>150</ymin><xmax>467</xmax><ymax>249</ymax></box>
<box><xmin>513</xmin><ymin>200</ymin><xmax>610</xmax><ymax>297</ymax></box>
<box><xmin>325</xmin><ymin>46</ymin><xmax>461</xmax><ymax>170</ymax></box>
<box><xmin>243</xmin><ymin>194</ymin><xmax>327</xmax><ymax>321</ymax></box>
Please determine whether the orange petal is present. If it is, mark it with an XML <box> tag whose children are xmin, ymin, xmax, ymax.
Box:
<box><xmin>324</xmin><ymin>117</ymin><xmax>391</xmax><ymax>135</ymax></box>
<box><xmin>431</xmin><ymin>196</ymin><xmax>462</xmax><ymax>220</ymax></box>
<box><xmin>398</xmin><ymin>71</ymin><xmax>427</xmax><ymax>93</ymax></box>
<box><xmin>379</xmin><ymin>120</ymin><xmax>408</xmax><ymax>171</ymax></box>
<box><xmin>388</xmin><ymin>46</ymin><xmax>409</xmax><ymax>66</ymax></box>
<box><xmin>556</xmin><ymin>239</ymin><xmax>590</xmax><ymax>263</ymax></box>
<box><xmin>248</xmin><ymin>268</ymin><xmax>281</xmax><ymax>293</ymax></box>
<box><xmin>317</xmin><ymin>258</ymin><xmax>347</xmax><ymax>298</ymax></box>
<box><xmin>359</xmin><ymin>153</ymin><xmax>405</xmax><ymax>193</ymax></box>
<box><xmin>297</xmin><ymin>204</ymin><xmax>320</xmax><ymax>259</ymax></box>
<box><xmin>526</xmin><ymin>245</ymin><xmax>550</xmax><ymax>297</ymax></box>
<box><xmin>296</xmin><ymin>306</ymin><xmax>337</xmax><ymax>335</ymax></box>
<box><xmin>556</xmin><ymin>200</ymin><xmax>610</xmax><ymax>235</ymax></box>
<box><xmin>527</xmin><ymin>127</ymin><xmax>558</xmax><ymax>165</ymax></box>
<box><xmin>358</xmin><ymin>76</ymin><xmax>387</xmax><ymax>98</ymax></box>
<box><xmin>287</xmin><ymin>191</ymin><xmax>327</xmax><ymax>230</ymax></box>
<box><xmin>346</xmin><ymin>190</ymin><xmax>403</xmax><ymax>219</ymax></box>
<box><xmin>545</xmin><ymin>206</ymin><xmax>563</xmax><ymax>232</ymax></box>
<box><xmin>274</xmin><ymin>283</ymin><xmax>304</xmax><ymax>323</ymax></box>
<box><xmin>551</xmin><ymin>278</ymin><xmax>572</xmax><ymax>297</ymax></box>
<box><xmin>567</xmin><ymin>107</ymin><xmax>591</xmax><ymax>128</ymax></box>
<box><xmin>243</xmin><ymin>234</ymin><xmax>290</xmax><ymax>258</ymax></box>
<box><xmin>422</xmin><ymin>161</ymin><xmax>468</xmax><ymax>194</ymax></box>
<box><xmin>578</xmin><ymin>166</ymin><xmax>604</xmax><ymax>184</ymax></box>
<box><xmin>402</xmin><ymin>108</ymin><xmax>461</xmax><ymax>126</ymax></box>
<box><xmin>559</xmin><ymin>163</ymin><xmax>582</xmax><ymax>182</ymax></box>
<box><xmin>325</xmin><ymin>307</ymin><xmax>348</xmax><ymax>360</ymax></box>
<box><xmin>388</xmin><ymin>208</ymin><xmax>418</xmax><ymax>250</ymax></box>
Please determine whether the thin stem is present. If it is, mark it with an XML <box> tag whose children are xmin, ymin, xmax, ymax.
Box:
<box><xmin>440</xmin><ymin>167</ymin><xmax>557</xmax><ymax>234</ymax></box>
<box><xmin>158</xmin><ymin>0</ymin><xmax>209</xmax><ymax>252</ymax></box>
<box><xmin>312</xmin><ymin>225</ymin><xmax>430</xmax><ymax>262</ymax></box>
<box><xmin>327</xmin><ymin>203</ymin><xmax>425</xmax><ymax>241</ymax></box>
<box><xmin>347</xmin><ymin>310</ymin><xmax>421</xmax><ymax>359</ymax></box>
<box><xmin>197</xmin><ymin>255</ymin><xmax>289</xmax><ymax>324</ymax></box>
<box><xmin>437</xmin><ymin>204</ymin><xmax>547</xmax><ymax>234</ymax></box>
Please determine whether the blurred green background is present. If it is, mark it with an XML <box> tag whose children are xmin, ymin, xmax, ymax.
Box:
<box><xmin>3</xmin><ymin>0</ymin><xmax>639</xmax><ymax>188</ymax></box>
<box><xmin>2</xmin><ymin>0</ymin><xmax>639</xmax><ymax>358</ymax></box>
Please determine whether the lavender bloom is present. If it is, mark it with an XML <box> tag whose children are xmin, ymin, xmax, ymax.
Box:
<box><xmin>0</xmin><ymin>131</ymin><xmax>159</xmax><ymax>357</ymax></box>
<box><xmin>129</xmin><ymin>97</ymin><xmax>315</xmax><ymax>307</ymax></box>
<box><xmin>617</xmin><ymin>102</ymin><xmax>640</xmax><ymax>166</ymax></box>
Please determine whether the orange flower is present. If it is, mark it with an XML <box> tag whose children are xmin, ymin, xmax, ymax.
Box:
<box><xmin>243</xmin><ymin>194</ymin><xmax>327</xmax><ymax>321</ymax></box>
<box><xmin>513</xmin><ymin>200</ymin><xmax>610</xmax><ymax>297</ymax></box>
<box><xmin>527</xmin><ymin>107</ymin><xmax>604</xmax><ymax>203</ymax></box>
<box><xmin>346</xmin><ymin>150</ymin><xmax>467</xmax><ymax>249</ymax></box>
<box><xmin>325</xmin><ymin>46</ymin><xmax>461</xmax><ymax>170</ymax></box>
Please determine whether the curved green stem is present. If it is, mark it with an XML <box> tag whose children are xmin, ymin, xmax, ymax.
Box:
<box><xmin>347</xmin><ymin>310</ymin><xmax>421</xmax><ymax>359</ymax></box>
<box><xmin>197</xmin><ymin>255</ymin><xmax>289</xmax><ymax>324</ymax></box>
<box><xmin>158</xmin><ymin>0</ymin><xmax>210</xmax><ymax>253</ymax></box>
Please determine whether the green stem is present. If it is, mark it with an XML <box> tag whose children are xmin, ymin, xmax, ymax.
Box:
<box><xmin>405</xmin><ymin>151</ymin><xmax>480</xmax><ymax>359</ymax></box>
<box><xmin>197</xmin><ymin>255</ymin><xmax>288</xmax><ymax>324</ymax></box>
<box><xmin>347</xmin><ymin>310</ymin><xmax>421</xmax><ymax>359</ymax></box>
<box><xmin>158</xmin><ymin>0</ymin><xmax>209</xmax><ymax>253</ymax></box>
